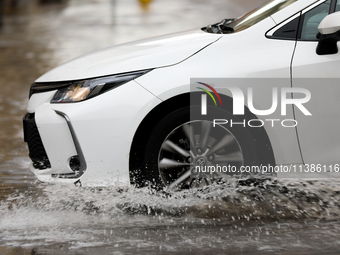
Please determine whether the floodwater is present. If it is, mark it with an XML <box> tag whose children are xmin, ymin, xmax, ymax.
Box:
<box><xmin>1</xmin><ymin>0</ymin><xmax>340</xmax><ymax>254</ymax></box>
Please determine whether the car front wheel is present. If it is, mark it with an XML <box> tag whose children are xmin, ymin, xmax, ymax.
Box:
<box><xmin>141</xmin><ymin>106</ymin><xmax>267</xmax><ymax>190</ymax></box>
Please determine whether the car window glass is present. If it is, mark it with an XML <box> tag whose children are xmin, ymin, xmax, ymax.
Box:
<box><xmin>336</xmin><ymin>0</ymin><xmax>340</xmax><ymax>11</ymax></box>
<box><xmin>300</xmin><ymin>0</ymin><xmax>331</xmax><ymax>40</ymax></box>
<box><xmin>271</xmin><ymin>15</ymin><xmax>301</xmax><ymax>39</ymax></box>
<box><xmin>229</xmin><ymin>0</ymin><xmax>297</xmax><ymax>33</ymax></box>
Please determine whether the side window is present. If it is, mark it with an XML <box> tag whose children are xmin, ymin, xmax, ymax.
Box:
<box><xmin>271</xmin><ymin>15</ymin><xmax>301</xmax><ymax>40</ymax></box>
<box><xmin>336</xmin><ymin>0</ymin><xmax>340</xmax><ymax>11</ymax></box>
<box><xmin>300</xmin><ymin>0</ymin><xmax>331</xmax><ymax>40</ymax></box>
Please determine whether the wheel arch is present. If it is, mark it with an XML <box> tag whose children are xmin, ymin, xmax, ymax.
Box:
<box><xmin>129</xmin><ymin>92</ymin><xmax>276</xmax><ymax>185</ymax></box>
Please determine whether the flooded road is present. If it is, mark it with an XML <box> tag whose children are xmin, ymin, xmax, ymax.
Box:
<box><xmin>2</xmin><ymin>181</ymin><xmax>340</xmax><ymax>254</ymax></box>
<box><xmin>1</xmin><ymin>0</ymin><xmax>340</xmax><ymax>254</ymax></box>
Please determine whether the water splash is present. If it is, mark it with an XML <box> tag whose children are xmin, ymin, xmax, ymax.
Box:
<box><xmin>3</xmin><ymin>179</ymin><xmax>340</xmax><ymax>221</ymax></box>
<box><xmin>1</xmin><ymin>179</ymin><xmax>340</xmax><ymax>253</ymax></box>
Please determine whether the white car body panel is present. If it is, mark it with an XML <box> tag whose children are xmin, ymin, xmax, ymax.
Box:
<box><xmin>30</xmin><ymin>81</ymin><xmax>161</xmax><ymax>186</ymax></box>
<box><xmin>292</xmin><ymin>41</ymin><xmax>340</xmax><ymax>166</ymax></box>
<box><xmin>36</xmin><ymin>30</ymin><xmax>221</xmax><ymax>83</ymax></box>
<box><xmin>137</xmin><ymin>17</ymin><xmax>302</xmax><ymax>165</ymax></box>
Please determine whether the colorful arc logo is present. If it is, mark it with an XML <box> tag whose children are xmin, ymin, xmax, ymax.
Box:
<box><xmin>197</xmin><ymin>82</ymin><xmax>222</xmax><ymax>115</ymax></box>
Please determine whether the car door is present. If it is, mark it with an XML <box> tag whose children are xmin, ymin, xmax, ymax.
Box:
<box><xmin>292</xmin><ymin>0</ymin><xmax>340</xmax><ymax>165</ymax></box>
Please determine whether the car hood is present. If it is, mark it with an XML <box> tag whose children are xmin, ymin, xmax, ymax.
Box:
<box><xmin>36</xmin><ymin>30</ymin><xmax>221</xmax><ymax>83</ymax></box>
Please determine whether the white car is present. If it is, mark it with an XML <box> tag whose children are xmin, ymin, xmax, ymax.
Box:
<box><xmin>24</xmin><ymin>0</ymin><xmax>340</xmax><ymax>188</ymax></box>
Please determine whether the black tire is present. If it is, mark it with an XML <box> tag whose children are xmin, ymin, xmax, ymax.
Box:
<box><xmin>140</xmin><ymin>105</ymin><xmax>271</xmax><ymax>190</ymax></box>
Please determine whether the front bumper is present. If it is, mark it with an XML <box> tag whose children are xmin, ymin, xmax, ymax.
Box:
<box><xmin>24</xmin><ymin>80</ymin><xmax>162</xmax><ymax>186</ymax></box>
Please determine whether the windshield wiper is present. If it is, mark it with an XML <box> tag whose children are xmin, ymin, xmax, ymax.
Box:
<box><xmin>203</xmin><ymin>19</ymin><xmax>235</xmax><ymax>34</ymax></box>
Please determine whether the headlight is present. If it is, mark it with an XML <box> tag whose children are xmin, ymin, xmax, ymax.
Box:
<box><xmin>50</xmin><ymin>70</ymin><xmax>151</xmax><ymax>103</ymax></box>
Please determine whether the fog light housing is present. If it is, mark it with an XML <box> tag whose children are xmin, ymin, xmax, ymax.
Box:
<box><xmin>69</xmin><ymin>156</ymin><xmax>80</xmax><ymax>171</ymax></box>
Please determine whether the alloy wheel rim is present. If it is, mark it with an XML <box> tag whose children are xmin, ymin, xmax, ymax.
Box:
<box><xmin>157</xmin><ymin>120</ymin><xmax>244</xmax><ymax>190</ymax></box>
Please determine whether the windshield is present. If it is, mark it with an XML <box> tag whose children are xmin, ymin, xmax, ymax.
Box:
<box><xmin>230</xmin><ymin>0</ymin><xmax>297</xmax><ymax>32</ymax></box>
<box><xmin>203</xmin><ymin>0</ymin><xmax>297</xmax><ymax>34</ymax></box>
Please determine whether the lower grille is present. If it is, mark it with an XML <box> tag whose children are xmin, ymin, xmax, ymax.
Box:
<box><xmin>23</xmin><ymin>113</ymin><xmax>51</xmax><ymax>170</ymax></box>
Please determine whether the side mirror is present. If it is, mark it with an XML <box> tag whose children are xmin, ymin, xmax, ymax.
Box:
<box><xmin>316</xmin><ymin>12</ymin><xmax>340</xmax><ymax>55</ymax></box>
